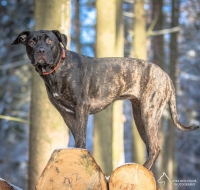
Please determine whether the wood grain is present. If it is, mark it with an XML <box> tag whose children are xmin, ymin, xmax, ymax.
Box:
<box><xmin>109</xmin><ymin>163</ymin><xmax>156</xmax><ymax>190</ymax></box>
<box><xmin>36</xmin><ymin>148</ymin><xmax>108</xmax><ymax>190</ymax></box>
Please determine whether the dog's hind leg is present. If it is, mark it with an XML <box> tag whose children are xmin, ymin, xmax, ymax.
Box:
<box><xmin>130</xmin><ymin>98</ymin><xmax>147</xmax><ymax>146</ymax></box>
<box><xmin>139</xmin><ymin>93</ymin><xmax>167</xmax><ymax>170</ymax></box>
<box><xmin>142</xmin><ymin>120</ymin><xmax>160</xmax><ymax>171</ymax></box>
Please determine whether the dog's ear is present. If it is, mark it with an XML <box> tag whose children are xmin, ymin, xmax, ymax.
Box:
<box><xmin>52</xmin><ymin>30</ymin><xmax>67</xmax><ymax>50</ymax></box>
<box><xmin>11</xmin><ymin>31</ymin><xmax>31</xmax><ymax>45</ymax></box>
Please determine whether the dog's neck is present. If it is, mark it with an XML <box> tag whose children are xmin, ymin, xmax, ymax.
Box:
<box><xmin>35</xmin><ymin>48</ymin><xmax>66</xmax><ymax>76</ymax></box>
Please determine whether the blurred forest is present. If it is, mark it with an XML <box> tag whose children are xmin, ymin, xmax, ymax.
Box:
<box><xmin>0</xmin><ymin>0</ymin><xmax>200</xmax><ymax>190</ymax></box>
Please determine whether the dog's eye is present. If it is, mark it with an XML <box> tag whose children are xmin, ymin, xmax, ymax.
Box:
<box><xmin>46</xmin><ymin>38</ymin><xmax>53</xmax><ymax>44</ymax></box>
<box><xmin>29</xmin><ymin>40</ymin><xmax>36</xmax><ymax>45</ymax></box>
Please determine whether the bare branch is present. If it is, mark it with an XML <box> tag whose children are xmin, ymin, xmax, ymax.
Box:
<box><xmin>127</xmin><ymin>29</ymin><xmax>134</xmax><ymax>36</ymax></box>
<box><xmin>123</xmin><ymin>12</ymin><xmax>134</xmax><ymax>18</ymax></box>
<box><xmin>127</xmin><ymin>26</ymin><xmax>181</xmax><ymax>37</ymax></box>
<box><xmin>0</xmin><ymin>115</ymin><xmax>29</xmax><ymax>124</ymax></box>
<box><xmin>124</xmin><ymin>0</ymin><xmax>134</xmax><ymax>3</ymax></box>
<box><xmin>146</xmin><ymin>16</ymin><xmax>159</xmax><ymax>36</ymax></box>
<box><xmin>149</xmin><ymin>26</ymin><xmax>181</xmax><ymax>36</ymax></box>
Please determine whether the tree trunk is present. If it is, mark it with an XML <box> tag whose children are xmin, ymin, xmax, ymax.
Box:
<box><xmin>28</xmin><ymin>1</ymin><xmax>70</xmax><ymax>189</ymax></box>
<box><xmin>151</xmin><ymin>0</ymin><xmax>165</xmax><ymax>179</ymax></box>
<box><xmin>109</xmin><ymin>163</ymin><xmax>156</xmax><ymax>190</ymax></box>
<box><xmin>152</xmin><ymin>0</ymin><xmax>164</xmax><ymax>69</ymax></box>
<box><xmin>133</xmin><ymin>0</ymin><xmax>147</xmax><ymax>60</ymax></box>
<box><xmin>74</xmin><ymin>0</ymin><xmax>81</xmax><ymax>53</ymax></box>
<box><xmin>94</xmin><ymin>0</ymin><xmax>124</xmax><ymax>176</ymax></box>
<box><xmin>132</xmin><ymin>0</ymin><xmax>146</xmax><ymax>165</ymax></box>
<box><xmin>36</xmin><ymin>149</ymin><xmax>108</xmax><ymax>190</ymax></box>
<box><xmin>165</xmin><ymin>1</ymin><xmax>180</xmax><ymax>190</ymax></box>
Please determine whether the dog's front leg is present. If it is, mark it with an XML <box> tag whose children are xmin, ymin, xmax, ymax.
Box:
<box><xmin>74</xmin><ymin>101</ymin><xmax>90</xmax><ymax>148</ymax></box>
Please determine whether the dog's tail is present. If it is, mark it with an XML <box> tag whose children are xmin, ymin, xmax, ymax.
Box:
<box><xmin>169</xmin><ymin>80</ymin><xmax>199</xmax><ymax>132</ymax></box>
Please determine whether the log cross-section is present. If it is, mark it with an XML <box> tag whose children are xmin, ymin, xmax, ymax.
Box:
<box><xmin>36</xmin><ymin>148</ymin><xmax>108</xmax><ymax>190</ymax></box>
<box><xmin>109</xmin><ymin>163</ymin><xmax>156</xmax><ymax>190</ymax></box>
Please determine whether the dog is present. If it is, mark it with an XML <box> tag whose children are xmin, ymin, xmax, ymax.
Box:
<box><xmin>11</xmin><ymin>30</ymin><xmax>199</xmax><ymax>170</ymax></box>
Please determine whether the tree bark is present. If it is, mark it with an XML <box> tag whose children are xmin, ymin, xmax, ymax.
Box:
<box><xmin>74</xmin><ymin>0</ymin><xmax>81</xmax><ymax>53</ymax></box>
<box><xmin>152</xmin><ymin>0</ymin><xmax>164</xmax><ymax>68</ymax></box>
<box><xmin>133</xmin><ymin>0</ymin><xmax>147</xmax><ymax>59</ymax></box>
<box><xmin>94</xmin><ymin>0</ymin><xmax>124</xmax><ymax>176</ymax></box>
<box><xmin>132</xmin><ymin>0</ymin><xmax>146</xmax><ymax>165</ymax></box>
<box><xmin>151</xmin><ymin>0</ymin><xmax>165</xmax><ymax>179</ymax></box>
<box><xmin>28</xmin><ymin>1</ymin><xmax>70</xmax><ymax>189</ymax></box>
<box><xmin>165</xmin><ymin>1</ymin><xmax>179</xmax><ymax>190</ymax></box>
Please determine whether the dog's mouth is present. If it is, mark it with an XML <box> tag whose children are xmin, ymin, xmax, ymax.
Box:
<box><xmin>38</xmin><ymin>58</ymin><xmax>46</xmax><ymax>64</ymax></box>
<box><xmin>40</xmin><ymin>65</ymin><xmax>51</xmax><ymax>73</ymax></box>
<box><xmin>34</xmin><ymin>64</ymin><xmax>55</xmax><ymax>74</ymax></box>
<box><xmin>34</xmin><ymin>56</ymin><xmax>55</xmax><ymax>73</ymax></box>
<box><xmin>34</xmin><ymin>56</ymin><xmax>49</xmax><ymax>66</ymax></box>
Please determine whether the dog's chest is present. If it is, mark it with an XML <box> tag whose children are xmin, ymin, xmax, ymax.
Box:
<box><xmin>52</xmin><ymin>92</ymin><xmax>60</xmax><ymax>99</ymax></box>
<box><xmin>49</xmin><ymin>90</ymin><xmax>75</xmax><ymax>114</ymax></box>
<box><xmin>44</xmin><ymin>75</ymin><xmax>75</xmax><ymax>114</ymax></box>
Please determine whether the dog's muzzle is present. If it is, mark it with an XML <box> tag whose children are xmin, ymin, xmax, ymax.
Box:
<box><xmin>34</xmin><ymin>47</ymin><xmax>51</xmax><ymax>66</ymax></box>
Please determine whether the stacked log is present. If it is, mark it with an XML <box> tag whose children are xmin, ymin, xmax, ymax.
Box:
<box><xmin>1</xmin><ymin>148</ymin><xmax>160</xmax><ymax>190</ymax></box>
<box><xmin>108</xmin><ymin>163</ymin><xmax>156</xmax><ymax>190</ymax></box>
<box><xmin>0</xmin><ymin>178</ymin><xmax>22</xmax><ymax>190</ymax></box>
<box><xmin>36</xmin><ymin>148</ymin><xmax>158</xmax><ymax>190</ymax></box>
<box><xmin>36</xmin><ymin>148</ymin><xmax>108</xmax><ymax>190</ymax></box>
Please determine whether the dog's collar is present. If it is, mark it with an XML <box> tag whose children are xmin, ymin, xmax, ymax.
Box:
<box><xmin>41</xmin><ymin>48</ymin><xmax>66</xmax><ymax>76</ymax></box>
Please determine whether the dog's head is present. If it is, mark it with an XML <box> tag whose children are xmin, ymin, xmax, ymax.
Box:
<box><xmin>11</xmin><ymin>30</ymin><xmax>67</xmax><ymax>67</ymax></box>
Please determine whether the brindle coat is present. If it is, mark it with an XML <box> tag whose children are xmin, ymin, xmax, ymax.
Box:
<box><xmin>12</xmin><ymin>30</ymin><xmax>199</xmax><ymax>170</ymax></box>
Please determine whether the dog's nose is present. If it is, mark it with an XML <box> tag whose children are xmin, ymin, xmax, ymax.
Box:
<box><xmin>37</xmin><ymin>47</ymin><xmax>46</xmax><ymax>54</ymax></box>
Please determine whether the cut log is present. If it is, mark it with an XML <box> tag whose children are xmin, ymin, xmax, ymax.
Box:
<box><xmin>36</xmin><ymin>148</ymin><xmax>108</xmax><ymax>190</ymax></box>
<box><xmin>0</xmin><ymin>178</ymin><xmax>22</xmax><ymax>190</ymax></box>
<box><xmin>109</xmin><ymin>163</ymin><xmax>156</xmax><ymax>190</ymax></box>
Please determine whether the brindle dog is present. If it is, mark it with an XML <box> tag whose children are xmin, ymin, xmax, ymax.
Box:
<box><xmin>12</xmin><ymin>30</ymin><xmax>199</xmax><ymax>170</ymax></box>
